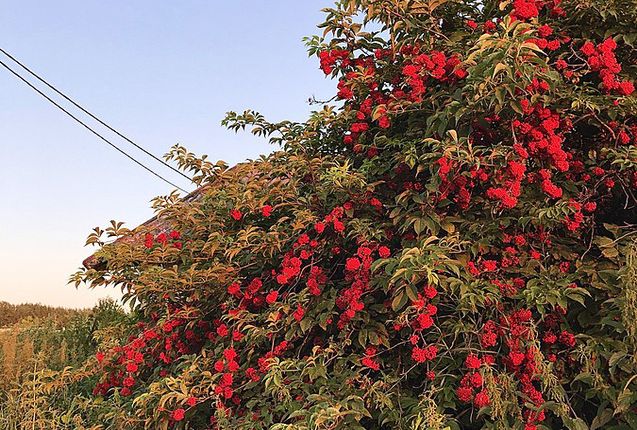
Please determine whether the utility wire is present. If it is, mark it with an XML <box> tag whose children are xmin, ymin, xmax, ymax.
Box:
<box><xmin>0</xmin><ymin>47</ymin><xmax>192</xmax><ymax>182</ymax></box>
<box><xmin>0</xmin><ymin>57</ymin><xmax>189</xmax><ymax>193</ymax></box>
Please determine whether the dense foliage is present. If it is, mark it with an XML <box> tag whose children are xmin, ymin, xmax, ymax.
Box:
<box><xmin>65</xmin><ymin>0</ymin><xmax>637</xmax><ymax>428</ymax></box>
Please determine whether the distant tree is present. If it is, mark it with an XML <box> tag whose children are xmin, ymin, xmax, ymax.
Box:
<box><xmin>0</xmin><ymin>301</ymin><xmax>85</xmax><ymax>327</ymax></box>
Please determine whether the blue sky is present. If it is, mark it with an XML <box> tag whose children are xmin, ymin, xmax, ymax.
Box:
<box><xmin>0</xmin><ymin>1</ymin><xmax>334</xmax><ymax>307</ymax></box>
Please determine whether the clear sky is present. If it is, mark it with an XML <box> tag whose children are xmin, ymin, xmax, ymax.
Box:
<box><xmin>0</xmin><ymin>1</ymin><xmax>335</xmax><ymax>308</ymax></box>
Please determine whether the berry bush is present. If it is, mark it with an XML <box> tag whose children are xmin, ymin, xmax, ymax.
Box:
<box><xmin>74</xmin><ymin>0</ymin><xmax>637</xmax><ymax>428</ymax></box>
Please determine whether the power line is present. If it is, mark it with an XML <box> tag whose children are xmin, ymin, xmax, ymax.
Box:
<box><xmin>0</xmin><ymin>57</ymin><xmax>189</xmax><ymax>193</ymax></box>
<box><xmin>0</xmin><ymin>47</ymin><xmax>192</xmax><ymax>182</ymax></box>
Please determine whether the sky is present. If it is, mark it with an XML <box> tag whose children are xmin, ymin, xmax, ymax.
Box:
<box><xmin>0</xmin><ymin>1</ymin><xmax>335</xmax><ymax>308</ymax></box>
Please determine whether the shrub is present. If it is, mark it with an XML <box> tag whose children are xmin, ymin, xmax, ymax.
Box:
<box><xmin>73</xmin><ymin>0</ymin><xmax>637</xmax><ymax>428</ymax></box>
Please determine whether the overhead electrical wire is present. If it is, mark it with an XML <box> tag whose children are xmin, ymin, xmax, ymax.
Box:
<box><xmin>0</xmin><ymin>57</ymin><xmax>189</xmax><ymax>193</ymax></box>
<box><xmin>0</xmin><ymin>47</ymin><xmax>192</xmax><ymax>183</ymax></box>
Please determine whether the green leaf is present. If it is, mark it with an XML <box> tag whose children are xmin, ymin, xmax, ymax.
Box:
<box><xmin>392</xmin><ymin>291</ymin><xmax>408</xmax><ymax>311</ymax></box>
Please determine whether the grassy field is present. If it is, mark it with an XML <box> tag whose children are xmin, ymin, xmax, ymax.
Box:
<box><xmin>0</xmin><ymin>299</ymin><xmax>129</xmax><ymax>429</ymax></box>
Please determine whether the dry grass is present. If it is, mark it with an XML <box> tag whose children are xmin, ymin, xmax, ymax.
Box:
<box><xmin>0</xmin><ymin>298</ymin><xmax>128</xmax><ymax>429</ymax></box>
